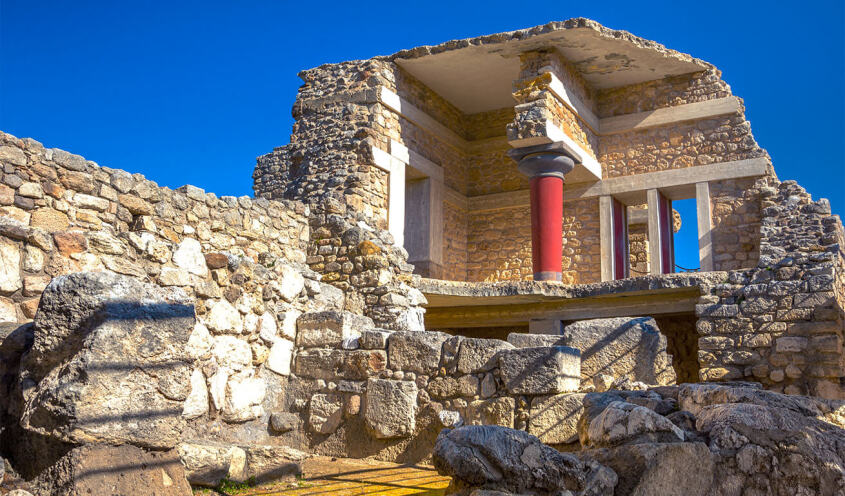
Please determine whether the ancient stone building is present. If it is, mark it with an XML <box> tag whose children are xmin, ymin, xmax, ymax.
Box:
<box><xmin>0</xmin><ymin>17</ymin><xmax>843</xmax><ymax>496</ymax></box>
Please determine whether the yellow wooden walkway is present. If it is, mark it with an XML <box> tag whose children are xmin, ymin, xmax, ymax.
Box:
<box><xmin>203</xmin><ymin>457</ymin><xmax>452</xmax><ymax>496</ymax></box>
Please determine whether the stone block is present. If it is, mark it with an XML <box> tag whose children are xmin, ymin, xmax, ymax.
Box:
<box><xmin>498</xmin><ymin>346</ymin><xmax>581</xmax><ymax>395</ymax></box>
<box><xmin>296</xmin><ymin>310</ymin><xmax>373</xmax><ymax>348</ymax></box>
<box><xmin>360</xmin><ymin>328</ymin><xmax>391</xmax><ymax>349</ymax></box>
<box><xmin>365</xmin><ymin>378</ymin><xmax>417</xmax><ymax>438</ymax></box>
<box><xmin>775</xmin><ymin>336</ymin><xmax>808</xmax><ymax>353</ymax></box>
<box><xmin>387</xmin><ymin>330</ymin><xmax>450</xmax><ymax>374</ymax></box>
<box><xmin>456</xmin><ymin>338</ymin><xmax>514</xmax><ymax>374</ymax></box>
<box><xmin>464</xmin><ymin>397</ymin><xmax>515</xmax><ymax>428</ymax></box>
<box><xmin>528</xmin><ymin>393</ymin><xmax>586</xmax><ymax>444</ymax></box>
<box><xmin>695</xmin><ymin>304</ymin><xmax>739</xmax><ymax>317</ymax></box>
<box><xmin>204</xmin><ymin>299</ymin><xmax>243</xmax><ymax>334</ymax></box>
<box><xmin>182</xmin><ymin>368</ymin><xmax>209</xmax><ymax>419</ymax></box>
<box><xmin>266</xmin><ymin>338</ymin><xmax>294</xmax><ymax>376</ymax></box>
<box><xmin>30</xmin><ymin>207</ymin><xmax>69</xmax><ymax>232</ymax></box>
<box><xmin>294</xmin><ymin>348</ymin><xmax>386</xmax><ymax>380</ymax></box>
<box><xmin>308</xmin><ymin>393</ymin><xmax>343</xmax><ymax>434</ymax></box>
<box><xmin>172</xmin><ymin>237</ymin><xmax>208</xmax><ymax>277</ymax></box>
<box><xmin>528</xmin><ymin>318</ymin><xmax>563</xmax><ymax>335</ymax></box>
<box><xmin>0</xmin><ymin>238</ymin><xmax>21</xmax><ymax>295</ymax></box>
<box><xmin>178</xmin><ymin>442</ymin><xmax>246</xmax><ymax>487</ymax></box>
<box><xmin>562</xmin><ymin>317</ymin><xmax>676</xmax><ymax>386</ymax></box>
<box><xmin>507</xmin><ymin>332</ymin><xmax>566</xmax><ymax>348</ymax></box>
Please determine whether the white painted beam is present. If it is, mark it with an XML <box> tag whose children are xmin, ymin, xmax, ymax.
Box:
<box><xmin>647</xmin><ymin>188</ymin><xmax>662</xmax><ymax>276</ymax></box>
<box><xmin>507</xmin><ymin>121</ymin><xmax>602</xmax><ymax>182</ymax></box>
<box><xmin>542</xmin><ymin>71</ymin><xmax>601</xmax><ymax>132</ymax></box>
<box><xmin>696</xmin><ymin>181</ymin><xmax>714</xmax><ymax>272</ymax></box>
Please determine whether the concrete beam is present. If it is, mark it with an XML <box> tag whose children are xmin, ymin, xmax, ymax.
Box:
<box><xmin>543</xmin><ymin>71</ymin><xmax>601</xmax><ymax>133</ymax></box>
<box><xmin>600</xmin><ymin>97</ymin><xmax>742</xmax><ymax>135</ymax></box>
<box><xmin>507</xmin><ymin>121</ymin><xmax>603</xmax><ymax>183</ymax></box>
<box><xmin>647</xmin><ymin>188</ymin><xmax>662</xmax><ymax>276</ymax></box>
<box><xmin>696</xmin><ymin>181</ymin><xmax>714</xmax><ymax>272</ymax></box>
<box><xmin>467</xmin><ymin>158</ymin><xmax>769</xmax><ymax>212</ymax></box>
<box><xmin>599</xmin><ymin>195</ymin><xmax>614</xmax><ymax>282</ymax></box>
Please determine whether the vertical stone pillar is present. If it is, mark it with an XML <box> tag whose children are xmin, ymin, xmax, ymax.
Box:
<box><xmin>599</xmin><ymin>196</ymin><xmax>614</xmax><ymax>282</ymax></box>
<box><xmin>387</xmin><ymin>157</ymin><xmax>406</xmax><ymax>247</ymax></box>
<box><xmin>647</xmin><ymin>188</ymin><xmax>675</xmax><ymax>275</ymax></box>
<box><xmin>404</xmin><ymin>177</ymin><xmax>444</xmax><ymax>278</ymax></box>
<box><xmin>696</xmin><ymin>181</ymin><xmax>714</xmax><ymax>272</ymax></box>
<box><xmin>508</xmin><ymin>143</ymin><xmax>575</xmax><ymax>282</ymax></box>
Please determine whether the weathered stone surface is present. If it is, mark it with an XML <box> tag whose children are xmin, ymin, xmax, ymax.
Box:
<box><xmin>172</xmin><ymin>238</ymin><xmax>208</xmax><ymax>277</ymax></box>
<box><xmin>277</xmin><ymin>264</ymin><xmax>305</xmax><ymax>302</ymax></box>
<box><xmin>294</xmin><ymin>348</ymin><xmax>386</xmax><ymax>380</ymax></box>
<box><xmin>266</xmin><ymin>338</ymin><xmax>294</xmax><ymax>376</ymax></box>
<box><xmin>19</xmin><ymin>272</ymin><xmax>194</xmax><ymax>449</ymax></box>
<box><xmin>359</xmin><ymin>328</ymin><xmax>391</xmax><ymax>349</ymax></box>
<box><xmin>583</xmin><ymin>401</ymin><xmax>684</xmax><ymax>448</ymax></box>
<box><xmin>177</xmin><ymin>442</ymin><xmax>246</xmax><ymax>487</ymax></box>
<box><xmin>182</xmin><ymin>368</ymin><xmax>208</xmax><ymax>419</ymax></box>
<box><xmin>507</xmin><ymin>332</ymin><xmax>566</xmax><ymax>348</ymax></box>
<box><xmin>33</xmin><ymin>444</ymin><xmax>192</xmax><ymax>496</ymax></box>
<box><xmin>0</xmin><ymin>238</ymin><xmax>21</xmax><ymax>295</ymax></box>
<box><xmin>211</xmin><ymin>335</ymin><xmax>251</xmax><ymax>371</ymax></box>
<box><xmin>296</xmin><ymin>310</ymin><xmax>372</xmax><ymax>348</ymax></box>
<box><xmin>364</xmin><ymin>378</ymin><xmax>417</xmax><ymax>438</ymax></box>
<box><xmin>269</xmin><ymin>412</ymin><xmax>299</xmax><ymax>433</ymax></box>
<box><xmin>498</xmin><ymin>346</ymin><xmax>581</xmax><ymax>395</ymax></box>
<box><xmin>222</xmin><ymin>374</ymin><xmax>265</xmax><ymax>423</ymax></box>
<box><xmin>456</xmin><ymin>338</ymin><xmax>514</xmax><ymax>374</ymax></box>
<box><xmin>433</xmin><ymin>425</ymin><xmax>616</xmax><ymax>496</ymax></box>
<box><xmin>242</xmin><ymin>445</ymin><xmax>305</xmax><ymax>483</ymax></box>
<box><xmin>309</xmin><ymin>393</ymin><xmax>343</xmax><ymax>434</ymax></box>
<box><xmin>528</xmin><ymin>393</ymin><xmax>586</xmax><ymax>444</ymax></box>
<box><xmin>465</xmin><ymin>397</ymin><xmax>515</xmax><ymax>428</ymax></box>
<box><xmin>204</xmin><ymin>299</ymin><xmax>243</xmax><ymax>334</ymax></box>
<box><xmin>30</xmin><ymin>208</ymin><xmax>69</xmax><ymax>232</ymax></box>
<box><xmin>387</xmin><ymin>330</ymin><xmax>450</xmax><ymax>374</ymax></box>
<box><xmin>583</xmin><ymin>442</ymin><xmax>715</xmax><ymax>496</ymax></box>
<box><xmin>562</xmin><ymin>317</ymin><xmax>676</xmax><ymax>386</ymax></box>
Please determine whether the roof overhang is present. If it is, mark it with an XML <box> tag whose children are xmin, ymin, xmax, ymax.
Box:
<box><xmin>390</xmin><ymin>19</ymin><xmax>710</xmax><ymax>115</ymax></box>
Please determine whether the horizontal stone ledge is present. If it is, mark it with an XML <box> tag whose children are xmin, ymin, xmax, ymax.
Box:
<box><xmin>600</xmin><ymin>96</ymin><xmax>743</xmax><ymax>135</ymax></box>
<box><xmin>466</xmin><ymin>157</ymin><xmax>770</xmax><ymax>212</ymax></box>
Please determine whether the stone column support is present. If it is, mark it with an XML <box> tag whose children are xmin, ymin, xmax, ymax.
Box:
<box><xmin>600</xmin><ymin>196</ymin><xmax>614</xmax><ymax>282</ymax></box>
<box><xmin>508</xmin><ymin>143</ymin><xmax>576</xmax><ymax>282</ymax></box>
<box><xmin>404</xmin><ymin>177</ymin><xmax>444</xmax><ymax>278</ymax></box>
<box><xmin>387</xmin><ymin>157</ymin><xmax>406</xmax><ymax>247</ymax></box>
<box><xmin>647</xmin><ymin>188</ymin><xmax>663</xmax><ymax>275</ymax></box>
<box><xmin>696</xmin><ymin>181</ymin><xmax>714</xmax><ymax>272</ymax></box>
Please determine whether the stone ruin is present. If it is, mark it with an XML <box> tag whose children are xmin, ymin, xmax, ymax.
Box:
<box><xmin>0</xmin><ymin>17</ymin><xmax>842</xmax><ymax>496</ymax></box>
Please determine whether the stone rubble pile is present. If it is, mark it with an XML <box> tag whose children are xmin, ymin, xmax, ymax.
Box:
<box><xmin>434</xmin><ymin>382</ymin><xmax>845</xmax><ymax>496</ymax></box>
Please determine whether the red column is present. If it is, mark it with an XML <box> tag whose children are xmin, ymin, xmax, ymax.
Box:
<box><xmin>529</xmin><ymin>175</ymin><xmax>564</xmax><ymax>281</ymax></box>
<box><xmin>508</xmin><ymin>144</ymin><xmax>576</xmax><ymax>282</ymax></box>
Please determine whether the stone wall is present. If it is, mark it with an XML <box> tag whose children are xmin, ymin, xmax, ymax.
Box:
<box><xmin>695</xmin><ymin>180</ymin><xmax>845</xmax><ymax>399</ymax></box>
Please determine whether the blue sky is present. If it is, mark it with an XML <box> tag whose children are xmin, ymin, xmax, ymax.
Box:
<box><xmin>1</xmin><ymin>1</ymin><xmax>843</xmax><ymax>270</ymax></box>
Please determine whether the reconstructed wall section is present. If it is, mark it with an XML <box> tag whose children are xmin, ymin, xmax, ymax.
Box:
<box><xmin>696</xmin><ymin>180</ymin><xmax>845</xmax><ymax>399</ymax></box>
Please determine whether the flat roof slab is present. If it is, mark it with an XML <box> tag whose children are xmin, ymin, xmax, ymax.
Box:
<box><xmin>389</xmin><ymin>18</ymin><xmax>710</xmax><ymax>114</ymax></box>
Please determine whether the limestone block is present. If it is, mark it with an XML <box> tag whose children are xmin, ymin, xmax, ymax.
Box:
<box><xmin>204</xmin><ymin>299</ymin><xmax>243</xmax><ymax>334</ymax></box>
<box><xmin>775</xmin><ymin>336</ymin><xmax>808</xmax><ymax>353</ymax></box>
<box><xmin>278</xmin><ymin>310</ymin><xmax>300</xmax><ymax>341</ymax></box>
<box><xmin>583</xmin><ymin>400</ymin><xmax>684</xmax><ymax>448</ymax></box>
<box><xmin>182</xmin><ymin>368</ymin><xmax>209</xmax><ymax>419</ymax></box>
<box><xmin>456</xmin><ymin>338</ymin><xmax>514</xmax><ymax>374</ymax></box>
<box><xmin>30</xmin><ymin>207</ymin><xmax>69</xmax><ymax>232</ymax></box>
<box><xmin>309</xmin><ymin>393</ymin><xmax>343</xmax><ymax>434</ymax></box>
<box><xmin>562</xmin><ymin>317</ymin><xmax>676</xmax><ymax>386</ymax></box>
<box><xmin>172</xmin><ymin>238</ymin><xmax>208</xmax><ymax>277</ymax></box>
<box><xmin>18</xmin><ymin>182</ymin><xmax>43</xmax><ymax>198</ymax></box>
<box><xmin>222</xmin><ymin>374</ymin><xmax>265</xmax><ymax>423</ymax></box>
<box><xmin>19</xmin><ymin>272</ymin><xmax>195</xmax><ymax>449</ymax></box>
<box><xmin>277</xmin><ymin>264</ymin><xmax>305</xmax><ymax>302</ymax></box>
<box><xmin>360</xmin><ymin>328</ymin><xmax>391</xmax><ymax>349</ymax></box>
<box><xmin>294</xmin><ymin>348</ymin><xmax>386</xmax><ymax>380</ymax></box>
<box><xmin>266</xmin><ymin>338</ymin><xmax>294</xmax><ymax>376</ymax></box>
<box><xmin>428</xmin><ymin>376</ymin><xmax>459</xmax><ymax>399</ymax></box>
<box><xmin>480</xmin><ymin>373</ymin><xmax>497</xmax><ymax>398</ymax></box>
<box><xmin>257</xmin><ymin>311</ymin><xmax>278</xmax><ymax>343</ymax></box>
<box><xmin>393</xmin><ymin>307</ymin><xmax>425</xmax><ymax>331</ymax></box>
<box><xmin>457</xmin><ymin>375</ymin><xmax>480</xmax><ymax>397</ymax></box>
<box><xmin>528</xmin><ymin>393</ymin><xmax>586</xmax><ymax>444</ymax></box>
<box><xmin>0</xmin><ymin>238</ymin><xmax>21</xmax><ymax>295</ymax></box>
<box><xmin>178</xmin><ymin>442</ymin><xmax>246</xmax><ymax>487</ymax></box>
<box><xmin>0</xmin><ymin>145</ymin><xmax>26</xmax><ymax>166</ymax></box>
<box><xmin>296</xmin><ymin>310</ymin><xmax>372</xmax><ymax>348</ymax></box>
<box><xmin>270</xmin><ymin>412</ymin><xmax>298</xmax><ymax>433</ymax></box>
<box><xmin>72</xmin><ymin>192</ymin><xmax>109</xmax><ymax>211</ymax></box>
<box><xmin>498</xmin><ymin>346</ymin><xmax>581</xmax><ymax>395</ymax></box>
<box><xmin>507</xmin><ymin>333</ymin><xmax>566</xmax><ymax>348</ymax></box>
<box><xmin>242</xmin><ymin>445</ymin><xmax>305</xmax><ymax>483</ymax></box>
<box><xmin>186</xmin><ymin>322</ymin><xmax>213</xmax><ymax>359</ymax></box>
<box><xmin>365</xmin><ymin>378</ymin><xmax>417</xmax><ymax>438</ymax></box>
<box><xmin>387</xmin><ymin>330</ymin><xmax>451</xmax><ymax>374</ymax></box>
<box><xmin>87</xmin><ymin>231</ymin><xmax>125</xmax><ymax>255</ymax></box>
<box><xmin>0</xmin><ymin>296</ymin><xmax>16</xmax><ymax>322</ymax></box>
<box><xmin>211</xmin><ymin>335</ymin><xmax>251</xmax><ymax>371</ymax></box>
<box><xmin>465</xmin><ymin>397</ymin><xmax>515</xmax><ymax>428</ymax></box>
